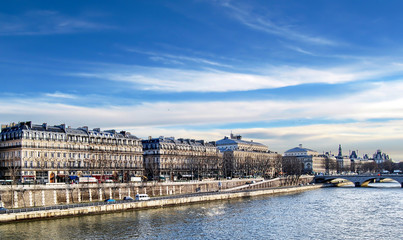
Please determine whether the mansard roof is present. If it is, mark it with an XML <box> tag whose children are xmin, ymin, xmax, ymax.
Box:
<box><xmin>1</xmin><ymin>122</ymin><xmax>65</xmax><ymax>133</ymax></box>
<box><xmin>143</xmin><ymin>136</ymin><xmax>215</xmax><ymax>147</ymax></box>
<box><xmin>215</xmin><ymin>136</ymin><xmax>266</xmax><ymax>147</ymax></box>
<box><xmin>285</xmin><ymin>147</ymin><xmax>316</xmax><ymax>153</ymax></box>
<box><xmin>1</xmin><ymin>121</ymin><xmax>139</xmax><ymax>139</ymax></box>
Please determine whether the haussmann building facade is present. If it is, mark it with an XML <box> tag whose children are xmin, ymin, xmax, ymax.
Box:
<box><xmin>0</xmin><ymin>121</ymin><xmax>144</xmax><ymax>183</ymax></box>
<box><xmin>142</xmin><ymin>136</ymin><xmax>221</xmax><ymax>181</ymax></box>
<box><xmin>216</xmin><ymin>133</ymin><xmax>281</xmax><ymax>178</ymax></box>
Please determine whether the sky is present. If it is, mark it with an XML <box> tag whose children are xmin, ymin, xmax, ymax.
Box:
<box><xmin>1</xmin><ymin>0</ymin><xmax>403</xmax><ymax>161</ymax></box>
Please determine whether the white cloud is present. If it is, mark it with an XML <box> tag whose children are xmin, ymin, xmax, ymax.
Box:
<box><xmin>2</xmin><ymin>80</ymin><xmax>403</xmax><ymax>159</ymax></box>
<box><xmin>44</xmin><ymin>92</ymin><xmax>78</xmax><ymax>99</ymax></box>
<box><xmin>114</xmin><ymin>122</ymin><xmax>403</xmax><ymax>160</ymax></box>
<box><xmin>2</xmin><ymin>80</ymin><xmax>403</xmax><ymax>127</ymax></box>
<box><xmin>0</xmin><ymin>10</ymin><xmax>112</xmax><ymax>36</ymax></box>
<box><xmin>218</xmin><ymin>1</ymin><xmax>336</xmax><ymax>46</ymax></box>
<box><xmin>124</xmin><ymin>48</ymin><xmax>233</xmax><ymax>68</ymax></box>
<box><xmin>72</xmin><ymin>63</ymin><xmax>391</xmax><ymax>92</ymax></box>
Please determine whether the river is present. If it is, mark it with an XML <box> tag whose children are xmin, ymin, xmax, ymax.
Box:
<box><xmin>0</xmin><ymin>182</ymin><xmax>402</xmax><ymax>240</ymax></box>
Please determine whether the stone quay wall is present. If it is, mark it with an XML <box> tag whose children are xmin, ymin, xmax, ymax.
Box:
<box><xmin>0</xmin><ymin>183</ymin><xmax>321</xmax><ymax>223</ymax></box>
<box><xmin>0</xmin><ymin>176</ymin><xmax>314</xmax><ymax>209</ymax></box>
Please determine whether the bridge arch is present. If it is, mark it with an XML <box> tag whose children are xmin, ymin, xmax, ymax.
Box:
<box><xmin>316</xmin><ymin>175</ymin><xmax>403</xmax><ymax>187</ymax></box>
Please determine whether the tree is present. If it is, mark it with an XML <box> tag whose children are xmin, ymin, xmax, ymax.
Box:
<box><xmin>379</xmin><ymin>160</ymin><xmax>394</xmax><ymax>173</ymax></box>
<box><xmin>222</xmin><ymin>152</ymin><xmax>234</xmax><ymax>178</ymax></box>
<box><xmin>282</xmin><ymin>156</ymin><xmax>303</xmax><ymax>176</ymax></box>
<box><xmin>360</xmin><ymin>161</ymin><xmax>377</xmax><ymax>173</ymax></box>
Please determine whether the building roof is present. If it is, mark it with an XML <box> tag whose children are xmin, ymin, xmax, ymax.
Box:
<box><xmin>215</xmin><ymin>134</ymin><xmax>266</xmax><ymax>147</ymax></box>
<box><xmin>284</xmin><ymin>146</ymin><xmax>316</xmax><ymax>153</ymax></box>
<box><xmin>142</xmin><ymin>136</ymin><xmax>215</xmax><ymax>147</ymax></box>
<box><xmin>1</xmin><ymin>121</ymin><xmax>139</xmax><ymax>139</ymax></box>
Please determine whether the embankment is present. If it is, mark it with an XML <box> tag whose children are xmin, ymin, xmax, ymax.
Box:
<box><xmin>0</xmin><ymin>183</ymin><xmax>321</xmax><ymax>223</ymax></box>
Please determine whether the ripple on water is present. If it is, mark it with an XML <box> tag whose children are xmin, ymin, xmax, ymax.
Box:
<box><xmin>0</xmin><ymin>183</ymin><xmax>401</xmax><ymax>240</ymax></box>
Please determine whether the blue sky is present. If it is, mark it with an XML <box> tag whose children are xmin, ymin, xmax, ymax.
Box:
<box><xmin>1</xmin><ymin>0</ymin><xmax>403</xmax><ymax>160</ymax></box>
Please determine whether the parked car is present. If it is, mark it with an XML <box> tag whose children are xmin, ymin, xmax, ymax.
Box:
<box><xmin>104</xmin><ymin>199</ymin><xmax>116</xmax><ymax>203</ymax></box>
<box><xmin>123</xmin><ymin>196</ymin><xmax>134</xmax><ymax>200</ymax></box>
<box><xmin>135</xmin><ymin>194</ymin><xmax>150</xmax><ymax>201</ymax></box>
<box><xmin>0</xmin><ymin>207</ymin><xmax>7</xmax><ymax>214</ymax></box>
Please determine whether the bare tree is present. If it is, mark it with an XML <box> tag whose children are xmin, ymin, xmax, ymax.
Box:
<box><xmin>360</xmin><ymin>161</ymin><xmax>377</xmax><ymax>173</ymax></box>
<box><xmin>282</xmin><ymin>156</ymin><xmax>303</xmax><ymax>184</ymax></box>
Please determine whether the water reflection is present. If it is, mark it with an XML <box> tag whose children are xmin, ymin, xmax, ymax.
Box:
<box><xmin>0</xmin><ymin>183</ymin><xmax>402</xmax><ymax>240</ymax></box>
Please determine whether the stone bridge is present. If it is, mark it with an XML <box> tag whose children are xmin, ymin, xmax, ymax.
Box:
<box><xmin>315</xmin><ymin>174</ymin><xmax>403</xmax><ymax>187</ymax></box>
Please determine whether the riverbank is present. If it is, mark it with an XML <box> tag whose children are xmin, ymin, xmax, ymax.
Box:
<box><xmin>0</xmin><ymin>184</ymin><xmax>322</xmax><ymax>223</ymax></box>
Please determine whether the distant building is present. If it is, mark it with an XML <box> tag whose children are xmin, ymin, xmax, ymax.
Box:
<box><xmin>335</xmin><ymin>144</ymin><xmax>351</xmax><ymax>173</ymax></box>
<box><xmin>283</xmin><ymin>144</ymin><xmax>328</xmax><ymax>174</ymax></box>
<box><xmin>373</xmin><ymin>149</ymin><xmax>390</xmax><ymax>164</ymax></box>
<box><xmin>216</xmin><ymin>133</ymin><xmax>281</xmax><ymax>178</ymax></box>
<box><xmin>142</xmin><ymin>136</ymin><xmax>220</xmax><ymax>181</ymax></box>
<box><xmin>0</xmin><ymin>121</ymin><xmax>143</xmax><ymax>183</ymax></box>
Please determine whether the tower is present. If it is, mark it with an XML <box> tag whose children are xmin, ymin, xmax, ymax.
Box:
<box><xmin>338</xmin><ymin>144</ymin><xmax>343</xmax><ymax>158</ymax></box>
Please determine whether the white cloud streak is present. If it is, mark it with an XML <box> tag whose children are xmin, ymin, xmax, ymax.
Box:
<box><xmin>2</xmin><ymin>81</ymin><xmax>403</xmax><ymax>159</ymax></box>
<box><xmin>218</xmin><ymin>1</ymin><xmax>336</xmax><ymax>46</ymax></box>
<box><xmin>124</xmin><ymin>48</ymin><xmax>233</xmax><ymax>68</ymax></box>
<box><xmin>72</xmin><ymin>61</ymin><xmax>402</xmax><ymax>92</ymax></box>
<box><xmin>44</xmin><ymin>92</ymin><xmax>78</xmax><ymax>99</ymax></box>
<box><xmin>0</xmin><ymin>10</ymin><xmax>112</xmax><ymax>35</ymax></box>
<box><xmin>1</xmin><ymin>80</ymin><xmax>403</xmax><ymax>127</ymax></box>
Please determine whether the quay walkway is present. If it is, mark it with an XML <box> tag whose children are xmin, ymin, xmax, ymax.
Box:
<box><xmin>0</xmin><ymin>184</ymin><xmax>321</xmax><ymax>223</ymax></box>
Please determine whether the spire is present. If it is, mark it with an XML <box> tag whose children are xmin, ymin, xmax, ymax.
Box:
<box><xmin>338</xmin><ymin>144</ymin><xmax>342</xmax><ymax>158</ymax></box>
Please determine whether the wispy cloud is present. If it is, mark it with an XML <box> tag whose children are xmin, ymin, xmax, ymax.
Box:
<box><xmin>44</xmin><ymin>92</ymin><xmax>78</xmax><ymax>99</ymax></box>
<box><xmin>284</xmin><ymin>45</ymin><xmax>316</xmax><ymax>56</ymax></box>
<box><xmin>2</xmin><ymin>80</ymin><xmax>403</xmax><ymax>127</ymax></box>
<box><xmin>0</xmin><ymin>10</ymin><xmax>112</xmax><ymax>35</ymax></box>
<box><xmin>2</xmin><ymin>80</ymin><xmax>403</xmax><ymax>158</ymax></box>
<box><xmin>70</xmin><ymin>60</ymin><xmax>400</xmax><ymax>92</ymax></box>
<box><xmin>218</xmin><ymin>1</ymin><xmax>336</xmax><ymax>46</ymax></box>
<box><xmin>124</xmin><ymin>48</ymin><xmax>233</xmax><ymax>68</ymax></box>
<box><xmin>115</xmin><ymin>121</ymin><xmax>403</xmax><ymax>159</ymax></box>
<box><xmin>237</xmin><ymin>120</ymin><xmax>403</xmax><ymax>157</ymax></box>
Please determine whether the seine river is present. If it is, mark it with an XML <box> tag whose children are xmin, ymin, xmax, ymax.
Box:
<box><xmin>1</xmin><ymin>182</ymin><xmax>402</xmax><ymax>240</ymax></box>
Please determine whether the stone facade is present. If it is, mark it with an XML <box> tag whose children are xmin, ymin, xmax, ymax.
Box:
<box><xmin>217</xmin><ymin>134</ymin><xmax>281</xmax><ymax>178</ymax></box>
<box><xmin>283</xmin><ymin>145</ymin><xmax>331</xmax><ymax>174</ymax></box>
<box><xmin>142</xmin><ymin>137</ymin><xmax>221</xmax><ymax>180</ymax></box>
<box><xmin>0</xmin><ymin>122</ymin><xmax>143</xmax><ymax>183</ymax></box>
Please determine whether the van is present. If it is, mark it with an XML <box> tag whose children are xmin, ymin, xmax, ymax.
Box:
<box><xmin>135</xmin><ymin>194</ymin><xmax>150</xmax><ymax>201</ymax></box>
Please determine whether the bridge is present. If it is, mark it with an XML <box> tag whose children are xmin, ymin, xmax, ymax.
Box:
<box><xmin>315</xmin><ymin>174</ymin><xmax>403</xmax><ymax>187</ymax></box>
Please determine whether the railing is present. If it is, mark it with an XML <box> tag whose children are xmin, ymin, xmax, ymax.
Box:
<box><xmin>0</xmin><ymin>180</ymin><xmax>313</xmax><ymax>215</ymax></box>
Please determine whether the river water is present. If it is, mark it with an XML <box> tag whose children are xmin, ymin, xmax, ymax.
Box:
<box><xmin>0</xmin><ymin>182</ymin><xmax>402</xmax><ymax>240</ymax></box>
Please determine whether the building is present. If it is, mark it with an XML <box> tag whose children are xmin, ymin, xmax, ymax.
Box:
<box><xmin>0</xmin><ymin>121</ymin><xmax>143</xmax><ymax>183</ymax></box>
<box><xmin>335</xmin><ymin>144</ymin><xmax>351</xmax><ymax>173</ymax></box>
<box><xmin>373</xmin><ymin>149</ymin><xmax>390</xmax><ymax>164</ymax></box>
<box><xmin>283</xmin><ymin>145</ymin><xmax>327</xmax><ymax>174</ymax></box>
<box><xmin>284</xmin><ymin>145</ymin><xmax>319</xmax><ymax>157</ymax></box>
<box><xmin>216</xmin><ymin>133</ymin><xmax>281</xmax><ymax>178</ymax></box>
<box><xmin>142</xmin><ymin>136</ymin><xmax>220</xmax><ymax>181</ymax></box>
